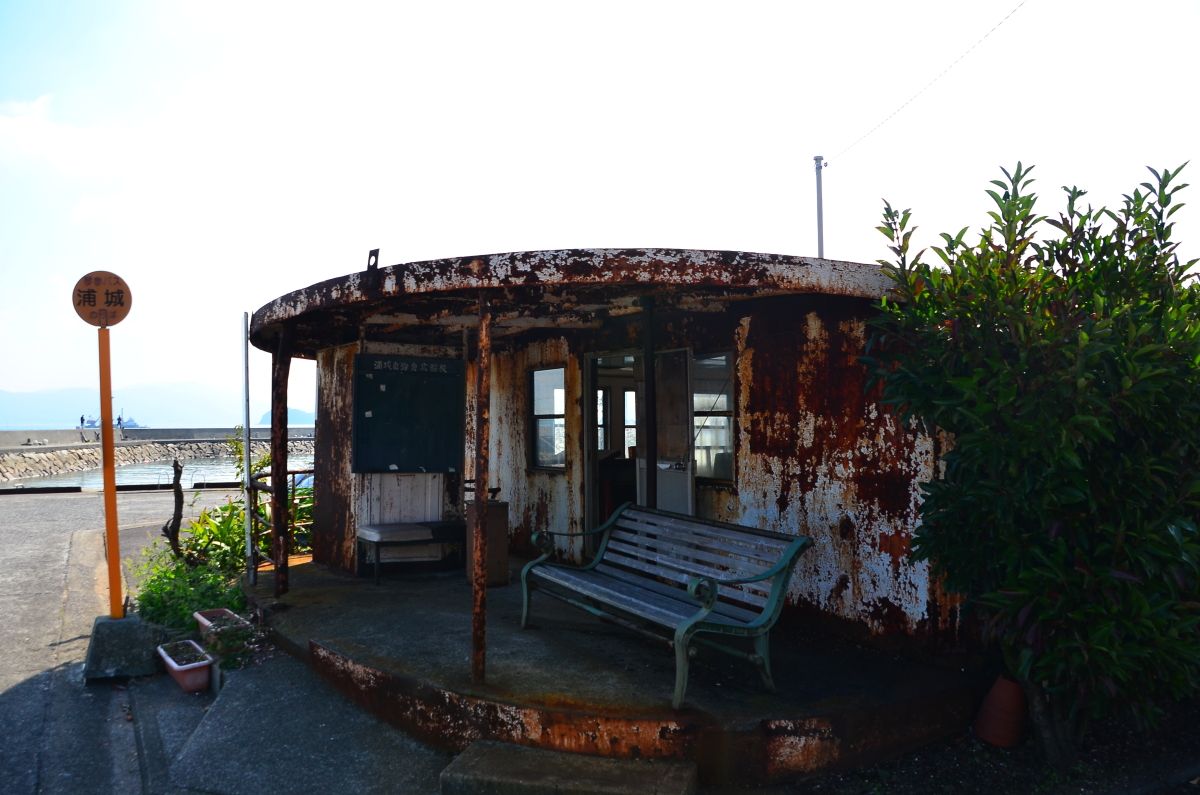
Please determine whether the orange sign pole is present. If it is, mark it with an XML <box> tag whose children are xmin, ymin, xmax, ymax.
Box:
<box><xmin>73</xmin><ymin>271</ymin><xmax>132</xmax><ymax>619</ymax></box>
<box><xmin>97</xmin><ymin>326</ymin><xmax>123</xmax><ymax>618</ymax></box>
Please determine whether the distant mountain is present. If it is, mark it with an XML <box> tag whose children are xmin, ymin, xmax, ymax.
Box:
<box><xmin>0</xmin><ymin>384</ymin><xmax>311</xmax><ymax>429</ymax></box>
<box><xmin>259</xmin><ymin>407</ymin><xmax>316</xmax><ymax>425</ymax></box>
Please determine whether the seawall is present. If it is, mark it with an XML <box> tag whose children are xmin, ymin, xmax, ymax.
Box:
<box><xmin>0</xmin><ymin>427</ymin><xmax>313</xmax><ymax>449</ymax></box>
<box><xmin>0</xmin><ymin>437</ymin><xmax>315</xmax><ymax>483</ymax></box>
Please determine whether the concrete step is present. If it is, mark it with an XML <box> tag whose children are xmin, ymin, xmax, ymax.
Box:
<box><xmin>440</xmin><ymin>741</ymin><xmax>697</xmax><ymax>795</ymax></box>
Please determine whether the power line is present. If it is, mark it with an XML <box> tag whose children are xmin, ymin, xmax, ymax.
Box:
<box><xmin>831</xmin><ymin>1</ymin><xmax>1029</xmax><ymax>162</ymax></box>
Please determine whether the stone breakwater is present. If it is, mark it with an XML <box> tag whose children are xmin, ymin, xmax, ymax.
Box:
<box><xmin>0</xmin><ymin>439</ymin><xmax>315</xmax><ymax>483</ymax></box>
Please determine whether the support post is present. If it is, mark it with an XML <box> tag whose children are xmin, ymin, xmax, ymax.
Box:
<box><xmin>814</xmin><ymin>154</ymin><xmax>825</xmax><ymax>259</ymax></box>
<box><xmin>243</xmin><ymin>312</ymin><xmax>256</xmax><ymax>586</ymax></box>
<box><xmin>270</xmin><ymin>327</ymin><xmax>294</xmax><ymax>597</ymax></box>
<box><xmin>97</xmin><ymin>327</ymin><xmax>123</xmax><ymax>618</ymax></box>
<box><xmin>640</xmin><ymin>296</ymin><xmax>657</xmax><ymax>509</ymax></box>
<box><xmin>471</xmin><ymin>296</ymin><xmax>492</xmax><ymax>683</ymax></box>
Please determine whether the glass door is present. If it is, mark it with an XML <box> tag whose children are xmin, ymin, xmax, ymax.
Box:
<box><xmin>636</xmin><ymin>349</ymin><xmax>694</xmax><ymax>515</ymax></box>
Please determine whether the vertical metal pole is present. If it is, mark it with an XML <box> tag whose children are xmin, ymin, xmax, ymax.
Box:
<box><xmin>97</xmin><ymin>327</ymin><xmax>123</xmax><ymax>618</ymax></box>
<box><xmin>270</xmin><ymin>327</ymin><xmax>293</xmax><ymax>597</ymax></box>
<box><xmin>814</xmin><ymin>155</ymin><xmax>825</xmax><ymax>259</ymax></box>
<box><xmin>471</xmin><ymin>296</ymin><xmax>492</xmax><ymax>683</ymax></box>
<box><xmin>243</xmin><ymin>312</ymin><xmax>256</xmax><ymax>585</ymax></box>
<box><xmin>640</xmin><ymin>296</ymin><xmax>657</xmax><ymax>509</ymax></box>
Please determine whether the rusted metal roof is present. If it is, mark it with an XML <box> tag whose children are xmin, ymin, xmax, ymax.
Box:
<box><xmin>249</xmin><ymin>248</ymin><xmax>890</xmax><ymax>357</ymax></box>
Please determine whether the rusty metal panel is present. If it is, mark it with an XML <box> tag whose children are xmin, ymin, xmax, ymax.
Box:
<box><xmin>478</xmin><ymin>338</ymin><xmax>580</xmax><ymax>560</ymax></box>
<box><xmin>270</xmin><ymin>328</ymin><xmax>294</xmax><ymax>596</ymax></box>
<box><xmin>357</xmin><ymin>473</ymin><xmax>443</xmax><ymax>525</ymax></box>
<box><xmin>314</xmin><ymin>343</ymin><xmax>358</xmax><ymax>571</ymax></box>
<box><xmin>249</xmin><ymin>249</ymin><xmax>894</xmax><ymax>354</ymax></box>
<box><xmin>732</xmin><ymin>301</ymin><xmax>954</xmax><ymax>638</ymax></box>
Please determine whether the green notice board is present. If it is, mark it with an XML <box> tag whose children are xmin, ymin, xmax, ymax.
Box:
<box><xmin>353</xmin><ymin>354</ymin><xmax>465</xmax><ymax>473</ymax></box>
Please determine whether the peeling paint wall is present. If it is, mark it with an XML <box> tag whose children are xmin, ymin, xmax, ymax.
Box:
<box><xmin>469</xmin><ymin>337</ymin><xmax>585</xmax><ymax>560</ymax></box>
<box><xmin>314</xmin><ymin>340</ymin><xmax>462</xmax><ymax>572</ymax></box>
<box><xmin>309</xmin><ymin>289</ymin><xmax>956</xmax><ymax>641</ymax></box>
<box><xmin>732</xmin><ymin>300</ymin><xmax>949</xmax><ymax>637</ymax></box>
<box><xmin>313</xmin><ymin>343</ymin><xmax>358</xmax><ymax>570</ymax></box>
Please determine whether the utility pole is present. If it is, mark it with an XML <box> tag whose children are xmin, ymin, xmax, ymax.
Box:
<box><xmin>814</xmin><ymin>155</ymin><xmax>826</xmax><ymax>259</ymax></box>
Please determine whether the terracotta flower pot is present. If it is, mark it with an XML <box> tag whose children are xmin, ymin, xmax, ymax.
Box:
<box><xmin>157</xmin><ymin>640</ymin><xmax>213</xmax><ymax>693</ymax></box>
<box><xmin>973</xmin><ymin>675</ymin><xmax>1027</xmax><ymax>747</ymax></box>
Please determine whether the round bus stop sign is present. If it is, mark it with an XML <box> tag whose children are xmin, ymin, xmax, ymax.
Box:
<box><xmin>73</xmin><ymin>271</ymin><xmax>132</xmax><ymax>327</ymax></box>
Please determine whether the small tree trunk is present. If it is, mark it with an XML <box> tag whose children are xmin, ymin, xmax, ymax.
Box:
<box><xmin>160</xmin><ymin>459</ymin><xmax>185</xmax><ymax>559</ymax></box>
<box><xmin>1023</xmin><ymin>679</ymin><xmax>1078</xmax><ymax>771</ymax></box>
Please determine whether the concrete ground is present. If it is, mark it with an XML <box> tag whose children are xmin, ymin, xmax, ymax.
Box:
<box><xmin>251</xmin><ymin>557</ymin><xmax>977</xmax><ymax>785</ymax></box>
<box><xmin>0</xmin><ymin>490</ymin><xmax>451</xmax><ymax>794</ymax></box>
<box><xmin>0</xmin><ymin>487</ymin><xmax>975</xmax><ymax>793</ymax></box>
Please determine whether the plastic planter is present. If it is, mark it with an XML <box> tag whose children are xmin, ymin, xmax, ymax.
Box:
<box><xmin>193</xmin><ymin>608</ymin><xmax>250</xmax><ymax>644</ymax></box>
<box><xmin>157</xmin><ymin>640</ymin><xmax>213</xmax><ymax>693</ymax></box>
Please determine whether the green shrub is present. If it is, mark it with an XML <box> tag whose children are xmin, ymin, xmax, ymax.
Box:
<box><xmin>864</xmin><ymin>163</ymin><xmax>1200</xmax><ymax>768</ymax></box>
<box><xmin>135</xmin><ymin>546</ymin><xmax>247</xmax><ymax>630</ymax></box>
<box><xmin>181</xmin><ymin>485</ymin><xmax>314</xmax><ymax>575</ymax></box>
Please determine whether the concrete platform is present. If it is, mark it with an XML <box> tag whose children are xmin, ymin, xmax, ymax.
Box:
<box><xmin>250</xmin><ymin>560</ymin><xmax>977</xmax><ymax>786</ymax></box>
<box><xmin>441</xmin><ymin>740</ymin><xmax>697</xmax><ymax>795</ymax></box>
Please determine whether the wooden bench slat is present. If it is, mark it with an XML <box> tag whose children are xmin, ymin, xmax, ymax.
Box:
<box><xmin>617</xmin><ymin>513</ymin><xmax>791</xmax><ymax>561</ymax></box>
<box><xmin>611</xmin><ymin>521</ymin><xmax>781</xmax><ymax>571</ymax></box>
<box><xmin>593</xmin><ymin>563</ymin><xmax>762</xmax><ymax>625</ymax></box>
<box><xmin>520</xmin><ymin>503</ymin><xmax>812</xmax><ymax>709</ymax></box>
<box><xmin>602</xmin><ymin>542</ymin><xmax>771</xmax><ymax>607</ymax></box>
<box><xmin>608</xmin><ymin>527</ymin><xmax>779</xmax><ymax>585</ymax></box>
<box><xmin>604</xmin><ymin>540</ymin><xmax>773</xmax><ymax>604</ymax></box>
<box><xmin>532</xmin><ymin>567</ymin><xmax>748</xmax><ymax>630</ymax></box>
<box><xmin>621</xmin><ymin>507</ymin><xmax>795</xmax><ymax>547</ymax></box>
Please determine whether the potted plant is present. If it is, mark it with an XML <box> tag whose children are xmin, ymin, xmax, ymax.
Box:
<box><xmin>193</xmin><ymin>608</ymin><xmax>251</xmax><ymax>642</ymax></box>
<box><xmin>194</xmin><ymin>608</ymin><xmax>258</xmax><ymax>669</ymax></box>
<box><xmin>157</xmin><ymin>639</ymin><xmax>214</xmax><ymax>693</ymax></box>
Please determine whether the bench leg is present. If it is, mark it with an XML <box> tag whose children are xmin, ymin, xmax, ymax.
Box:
<box><xmin>753</xmin><ymin>634</ymin><xmax>775</xmax><ymax>692</ymax></box>
<box><xmin>672</xmin><ymin>628</ymin><xmax>692</xmax><ymax>709</ymax></box>
<box><xmin>373</xmin><ymin>541</ymin><xmax>381</xmax><ymax>585</ymax></box>
<box><xmin>520</xmin><ymin>580</ymin><xmax>532</xmax><ymax>629</ymax></box>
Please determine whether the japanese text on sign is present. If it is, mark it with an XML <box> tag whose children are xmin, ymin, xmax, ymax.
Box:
<box><xmin>372</xmin><ymin>359</ymin><xmax>451</xmax><ymax>374</ymax></box>
<box><xmin>72</xmin><ymin>271</ymin><xmax>132</xmax><ymax>327</ymax></box>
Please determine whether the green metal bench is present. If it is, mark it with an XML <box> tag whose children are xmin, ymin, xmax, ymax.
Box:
<box><xmin>520</xmin><ymin>503</ymin><xmax>812</xmax><ymax>709</ymax></box>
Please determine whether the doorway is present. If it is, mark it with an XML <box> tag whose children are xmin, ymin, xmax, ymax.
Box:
<box><xmin>586</xmin><ymin>350</ymin><xmax>696</xmax><ymax>526</ymax></box>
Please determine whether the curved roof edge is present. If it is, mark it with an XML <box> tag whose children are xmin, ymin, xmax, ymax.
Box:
<box><xmin>249</xmin><ymin>247</ymin><xmax>889</xmax><ymax>350</ymax></box>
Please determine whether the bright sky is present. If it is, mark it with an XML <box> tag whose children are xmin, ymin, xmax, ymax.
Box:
<box><xmin>1</xmin><ymin>1</ymin><xmax>1196</xmax><ymax>423</ymax></box>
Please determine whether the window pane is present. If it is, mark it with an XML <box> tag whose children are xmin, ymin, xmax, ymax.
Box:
<box><xmin>597</xmin><ymin>428</ymin><xmax>606</xmax><ymax>450</ymax></box>
<box><xmin>693</xmin><ymin>354</ymin><xmax>731</xmax><ymax>413</ymax></box>
<box><xmin>623</xmin><ymin>389</ymin><xmax>637</xmax><ymax>457</ymax></box>
<box><xmin>596</xmin><ymin>389</ymin><xmax>605</xmax><ymax>426</ymax></box>
<box><xmin>694</xmin><ymin>415</ymin><xmax>733</xmax><ymax>479</ymax></box>
<box><xmin>533</xmin><ymin>369</ymin><xmax>565</xmax><ymax>416</ymax></box>
<box><xmin>534</xmin><ymin>418</ymin><xmax>567</xmax><ymax>468</ymax></box>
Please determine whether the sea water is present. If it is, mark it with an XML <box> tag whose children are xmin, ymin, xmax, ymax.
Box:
<box><xmin>11</xmin><ymin>455</ymin><xmax>315</xmax><ymax>490</ymax></box>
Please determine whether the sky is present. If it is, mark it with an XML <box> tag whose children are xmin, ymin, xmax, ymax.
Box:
<box><xmin>1</xmin><ymin>1</ymin><xmax>1196</xmax><ymax>426</ymax></box>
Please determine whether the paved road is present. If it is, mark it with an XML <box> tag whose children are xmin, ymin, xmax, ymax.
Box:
<box><xmin>0</xmin><ymin>489</ymin><xmax>236</xmax><ymax>793</ymax></box>
<box><xmin>0</xmin><ymin>489</ymin><xmax>453</xmax><ymax>794</ymax></box>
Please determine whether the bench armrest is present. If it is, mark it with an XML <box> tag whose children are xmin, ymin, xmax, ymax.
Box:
<box><xmin>685</xmin><ymin>536</ymin><xmax>813</xmax><ymax>607</ymax></box>
<box><xmin>530</xmin><ymin>525</ymin><xmax>609</xmax><ymax>555</ymax></box>
<box><xmin>529</xmin><ymin>501</ymin><xmax>633</xmax><ymax>555</ymax></box>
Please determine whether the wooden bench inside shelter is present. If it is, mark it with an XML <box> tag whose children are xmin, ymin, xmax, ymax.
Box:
<box><xmin>357</xmin><ymin>520</ymin><xmax>466</xmax><ymax>584</ymax></box>
<box><xmin>520</xmin><ymin>503</ymin><xmax>812</xmax><ymax>709</ymax></box>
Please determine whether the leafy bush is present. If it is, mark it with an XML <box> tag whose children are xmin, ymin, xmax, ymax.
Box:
<box><xmin>135</xmin><ymin>548</ymin><xmax>247</xmax><ymax>630</ymax></box>
<box><xmin>136</xmin><ymin>432</ymin><xmax>313</xmax><ymax>635</ymax></box>
<box><xmin>864</xmin><ymin>163</ymin><xmax>1200</xmax><ymax>767</ymax></box>
<box><xmin>182</xmin><ymin>486</ymin><xmax>314</xmax><ymax>573</ymax></box>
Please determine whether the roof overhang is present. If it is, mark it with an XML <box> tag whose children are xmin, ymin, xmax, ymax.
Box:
<box><xmin>249</xmin><ymin>248</ymin><xmax>890</xmax><ymax>357</ymax></box>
